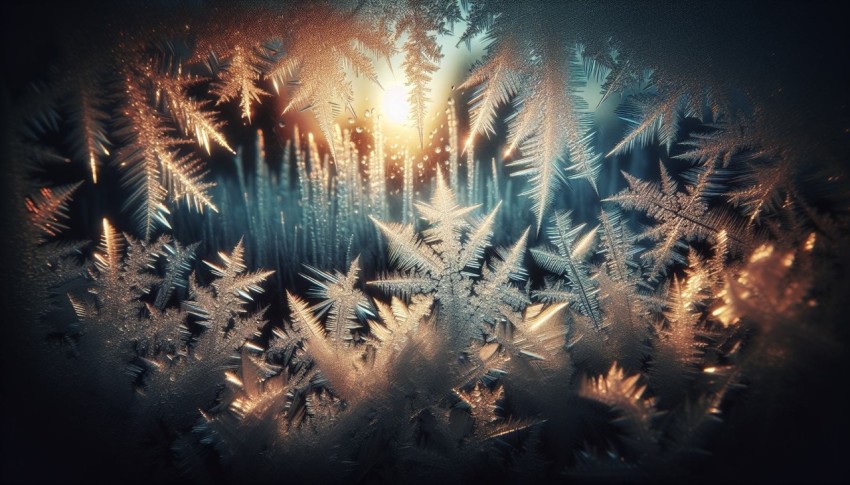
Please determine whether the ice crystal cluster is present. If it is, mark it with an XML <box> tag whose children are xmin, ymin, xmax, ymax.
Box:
<box><xmin>4</xmin><ymin>1</ymin><xmax>848</xmax><ymax>483</ymax></box>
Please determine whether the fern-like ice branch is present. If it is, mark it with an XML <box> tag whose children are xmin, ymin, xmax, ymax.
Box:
<box><xmin>606</xmin><ymin>162</ymin><xmax>754</xmax><ymax>276</ymax></box>
<box><xmin>25</xmin><ymin>181</ymin><xmax>83</xmax><ymax>242</ymax></box>
<box><xmin>269</xmin><ymin>5</ymin><xmax>393</xmax><ymax>154</ymax></box>
<box><xmin>531</xmin><ymin>211</ymin><xmax>601</xmax><ymax>327</ymax></box>
<box><xmin>117</xmin><ymin>73</ymin><xmax>218</xmax><ymax>238</ymax></box>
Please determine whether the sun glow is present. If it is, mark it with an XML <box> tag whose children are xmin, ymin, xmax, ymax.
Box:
<box><xmin>381</xmin><ymin>83</ymin><xmax>410</xmax><ymax>125</ymax></box>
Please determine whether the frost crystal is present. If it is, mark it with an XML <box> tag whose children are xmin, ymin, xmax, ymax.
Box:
<box><xmin>9</xmin><ymin>1</ymin><xmax>846</xmax><ymax>483</ymax></box>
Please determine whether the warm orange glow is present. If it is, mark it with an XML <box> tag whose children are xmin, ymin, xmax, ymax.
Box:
<box><xmin>381</xmin><ymin>82</ymin><xmax>410</xmax><ymax>125</ymax></box>
<box><xmin>804</xmin><ymin>232</ymin><xmax>816</xmax><ymax>251</ymax></box>
<box><xmin>225</xmin><ymin>371</ymin><xmax>243</xmax><ymax>387</ymax></box>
